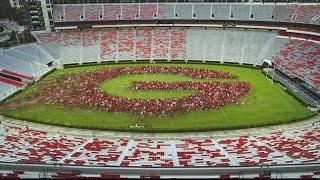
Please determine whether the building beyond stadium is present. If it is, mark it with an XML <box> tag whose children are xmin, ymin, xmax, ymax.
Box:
<box><xmin>0</xmin><ymin>0</ymin><xmax>319</xmax><ymax>179</ymax></box>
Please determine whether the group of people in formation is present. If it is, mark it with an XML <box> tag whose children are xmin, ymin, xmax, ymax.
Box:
<box><xmin>35</xmin><ymin>66</ymin><xmax>251</xmax><ymax>117</ymax></box>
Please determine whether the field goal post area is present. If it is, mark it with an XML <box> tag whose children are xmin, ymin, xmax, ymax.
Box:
<box><xmin>263</xmin><ymin>59</ymin><xmax>276</xmax><ymax>84</ymax></box>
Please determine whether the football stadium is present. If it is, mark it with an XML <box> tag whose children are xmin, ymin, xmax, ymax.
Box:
<box><xmin>0</xmin><ymin>0</ymin><xmax>319</xmax><ymax>179</ymax></box>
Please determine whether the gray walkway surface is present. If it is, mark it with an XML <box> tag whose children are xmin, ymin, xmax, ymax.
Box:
<box><xmin>0</xmin><ymin>19</ymin><xmax>24</xmax><ymax>33</ymax></box>
<box><xmin>0</xmin><ymin>19</ymin><xmax>25</xmax><ymax>43</ymax></box>
<box><xmin>0</xmin><ymin>113</ymin><xmax>319</xmax><ymax>139</ymax></box>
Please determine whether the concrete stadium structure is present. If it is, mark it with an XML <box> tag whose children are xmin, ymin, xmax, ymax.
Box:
<box><xmin>0</xmin><ymin>117</ymin><xmax>319</xmax><ymax>179</ymax></box>
<box><xmin>52</xmin><ymin>3</ymin><xmax>320</xmax><ymax>25</ymax></box>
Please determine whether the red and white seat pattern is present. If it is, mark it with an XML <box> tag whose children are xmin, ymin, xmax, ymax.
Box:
<box><xmin>0</xmin><ymin>125</ymin><xmax>50</xmax><ymax>158</ymax></box>
<box><xmin>255</xmin><ymin>132</ymin><xmax>320</xmax><ymax>163</ymax></box>
<box><xmin>0</xmin><ymin>170</ymin><xmax>25</xmax><ymax>179</ymax></box>
<box><xmin>2</xmin><ymin>134</ymin><xmax>87</xmax><ymax>164</ymax></box>
<box><xmin>62</xmin><ymin>31</ymin><xmax>81</xmax><ymax>47</ymax></box>
<box><xmin>63</xmin><ymin>138</ymin><xmax>128</xmax><ymax>166</ymax></box>
<box><xmin>53</xmin><ymin>4</ymin><xmax>320</xmax><ymax>25</ymax></box>
<box><xmin>0</xmin><ymin>123</ymin><xmax>320</xmax><ymax>167</ymax></box>
<box><xmin>282</xmin><ymin>4</ymin><xmax>299</xmax><ymax>22</ymax></box>
<box><xmin>290</xmin><ymin>127</ymin><xmax>320</xmax><ymax>143</ymax></box>
<box><xmin>104</xmin><ymin>4</ymin><xmax>121</xmax><ymax>20</ymax></box>
<box><xmin>294</xmin><ymin>5</ymin><xmax>320</xmax><ymax>24</ymax></box>
<box><xmin>175</xmin><ymin>139</ymin><xmax>231</xmax><ymax>167</ymax></box>
<box><xmin>0</xmin><ymin>129</ymin><xmax>49</xmax><ymax>158</ymax></box>
<box><xmin>100</xmin><ymin>29</ymin><xmax>117</xmax><ymax>61</ymax></box>
<box><xmin>135</xmin><ymin>28</ymin><xmax>152</xmax><ymax>60</ymax></box>
<box><xmin>170</xmin><ymin>28</ymin><xmax>187</xmax><ymax>60</ymax></box>
<box><xmin>34</xmin><ymin>28</ymin><xmax>319</xmax><ymax>88</ymax></box>
<box><xmin>65</xmin><ymin>5</ymin><xmax>83</xmax><ymax>22</ymax></box>
<box><xmin>81</xmin><ymin>30</ymin><xmax>100</xmax><ymax>62</ymax></box>
<box><xmin>84</xmin><ymin>5</ymin><xmax>102</xmax><ymax>21</ymax></box>
<box><xmin>36</xmin><ymin>32</ymin><xmax>61</xmax><ymax>43</ymax></box>
<box><xmin>272</xmin><ymin>40</ymin><xmax>320</xmax><ymax>89</ymax></box>
<box><xmin>61</xmin><ymin>31</ymin><xmax>81</xmax><ymax>63</ymax></box>
<box><xmin>140</xmin><ymin>4</ymin><xmax>157</xmax><ymax>19</ymax></box>
<box><xmin>218</xmin><ymin>136</ymin><xmax>293</xmax><ymax>166</ymax></box>
<box><xmin>82</xmin><ymin>30</ymin><xmax>99</xmax><ymax>47</ymax></box>
<box><xmin>152</xmin><ymin>28</ymin><xmax>170</xmax><ymax>60</ymax></box>
<box><xmin>120</xmin><ymin>139</ymin><xmax>174</xmax><ymax>167</ymax></box>
<box><xmin>0</xmin><ymin>124</ymin><xmax>23</xmax><ymax>137</ymax></box>
<box><xmin>122</xmin><ymin>4</ymin><xmax>139</xmax><ymax>20</ymax></box>
<box><xmin>117</xmin><ymin>28</ymin><xmax>135</xmax><ymax>60</ymax></box>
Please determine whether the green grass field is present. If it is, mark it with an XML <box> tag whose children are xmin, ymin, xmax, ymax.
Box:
<box><xmin>0</xmin><ymin>63</ymin><xmax>317</xmax><ymax>132</ymax></box>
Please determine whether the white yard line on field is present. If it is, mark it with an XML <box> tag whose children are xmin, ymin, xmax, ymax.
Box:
<box><xmin>221</xmin><ymin>109</ymin><xmax>230</xmax><ymax>124</ymax></box>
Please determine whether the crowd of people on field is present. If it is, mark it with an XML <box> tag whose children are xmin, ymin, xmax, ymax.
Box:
<box><xmin>31</xmin><ymin>66</ymin><xmax>251</xmax><ymax>117</ymax></box>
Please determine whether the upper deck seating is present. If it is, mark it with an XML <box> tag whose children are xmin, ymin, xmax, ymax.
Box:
<box><xmin>272</xmin><ymin>40</ymin><xmax>320</xmax><ymax>89</ymax></box>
